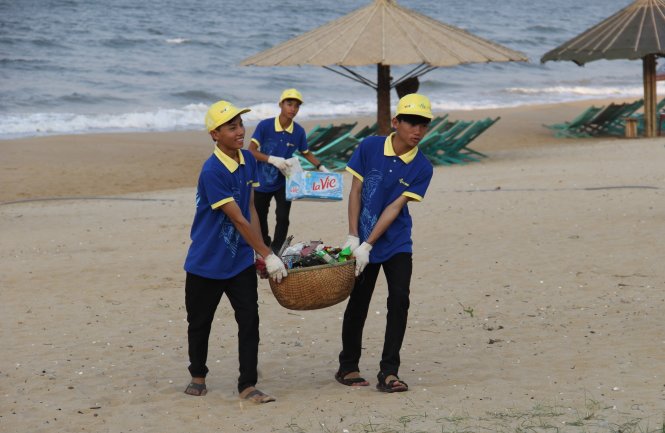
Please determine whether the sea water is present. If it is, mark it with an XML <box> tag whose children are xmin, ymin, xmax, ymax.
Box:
<box><xmin>1</xmin><ymin>0</ymin><xmax>661</xmax><ymax>139</ymax></box>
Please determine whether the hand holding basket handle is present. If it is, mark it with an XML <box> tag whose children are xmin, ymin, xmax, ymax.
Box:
<box><xmin>342</xmin><ymin>235</ymin><xmax>360</xmax><ymax>252</ymax></box>
<box><xmin>265</xmin><ymin>254</ymin><xmax>288</xmax><ymax>283</ymax></box>
<box><xmin>353</xmin><ymin>242</ymin><xmax>372</xmax><ymax>276</ymax></box>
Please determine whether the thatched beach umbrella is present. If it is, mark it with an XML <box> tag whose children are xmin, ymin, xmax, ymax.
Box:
<box><xmin>240</xmin><ymin>0</ymin><xmax>527</xmax><ymax>134</ymax></box>
<box><xmin>541</xmin><ymin>0</ymin><xmax>665</xmax><ymax>138</ymax></box>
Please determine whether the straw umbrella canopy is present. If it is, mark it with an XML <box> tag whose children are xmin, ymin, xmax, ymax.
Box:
<box><xmin>240</xmin><ymin>0</ymin><xmax>527</xmax><ymax>134</ymax></box>
<box><xmin>541</xmin><ymin>0</ymin><xmax>665</xmax><ymax>138</ymax></box>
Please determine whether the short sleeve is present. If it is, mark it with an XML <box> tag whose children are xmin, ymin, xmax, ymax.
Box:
<box><xmin>251</xmin><ymin>120</ymin><xmax>266</xmax><ymax>147</ymax></box>
<box><xmin>346</xmin><ymin>138</ymin><xmax>368</xmax><ymax>181</ymax></box>
<box><xmin>404</xmin><ymin>163</ymin><xmax>433</xmax><ymax>202</ymax></box>
<box><xmin>243</xmin><ymin>150</ymin><xmax>261</xmax><ymax>188</ymax></box>
<box><xmin>200</xmin><ymin>169</ymin><xmax>234</xmax><ymax>209</ymax></box>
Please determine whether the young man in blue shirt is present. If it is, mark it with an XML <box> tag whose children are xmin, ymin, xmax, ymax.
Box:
<box><xmin>335</xmin><ymin>94</ymin><xmax>434</xmax><ymax>393</ymax></box>
<box><xmin>249</xmin><ymin>89</ymin><xmax>328</xmax><ymax>253</ymax></box>
<box><xmin>183</xmin><ymin>100</ymin><xmax>287</xmax><ymax>403</ymax></box>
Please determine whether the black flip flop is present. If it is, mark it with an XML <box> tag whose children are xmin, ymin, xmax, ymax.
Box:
<box><xmin>335</xmin><ymin>370</ymin><xmax>370</xmax><ymax>387</ymax></box>
<box><xmin>184</xmin><ymin>382</ymin><xmax>207</xmax><ymax>396</ymax></box>
<box><xmin>240</xmin><ymin>388</ymin><xmax>276</xmax><ymax>403</ymax></box>
<box><xmin>376</xmin><ymin>372</ymin><xmax>408</xmax><ymax>393</ymax></box>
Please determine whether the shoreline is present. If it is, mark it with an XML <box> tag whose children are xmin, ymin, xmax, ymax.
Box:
<box><xmin>0</xmin><ymin>96</ymin><xmax>643</xmax><ymax>142</ymax></box>
<box><xmin>0</xmin><ymin>97</ymin><xmax>644</xmax><ymax>204</ymax></box>
<box><xmin>2</xmin><ymin>91</ymin><xmax>658</xmax><ymax>142</ymax></box>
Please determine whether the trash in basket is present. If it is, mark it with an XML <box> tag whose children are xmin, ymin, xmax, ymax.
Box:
<box><xmin>255</xmin><ymin>240</ymin><xmax>356</xmax><ymax>310</ymax></box>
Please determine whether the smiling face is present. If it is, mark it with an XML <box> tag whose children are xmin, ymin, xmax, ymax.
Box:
<box><xmin>279</xmin><ymin>98</ymin><xmax>301</xmax><ymax>122</ymax></box>
<box><xmin>209</xmin><ymin>115</ymin><xmax>245</xmax><ymax>155</ymax></box>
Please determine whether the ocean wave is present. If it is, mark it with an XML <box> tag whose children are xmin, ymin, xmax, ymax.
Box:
<box><xmin>29</xmin><ymin>37</ymin><xmax>67</xmax><ymax>49</ymax></box>
<box><xmin>505</xmin><ymin>85</ymin><xmax>645</xmax><ymax>97</ymax></box>
<box><xmin>165</xmin><ymin>38</ymin><xmax>189</xmax><ymax>44</ymax></box>
<box><xmin>0</xmin><ymin>36</ymin><xmax>18</xmax><ymax>46</ymax></box>
<box><xmin>171</xmin><ymin>90</ymin><xmax>220</xmax><ymax>101</ymax></box>
<box><xmin>57</xmin><ymin>92</ymin><xmax>130</xmax><ymax>105</ymax></box>
<box><xmin>0</xmin><ymin>104</ymin><xmax>210</xmax><ymax>139</ymax></box>
<box><xmin>104</xmin><ymin>64</ymin><xmax>165</xmax><ymax>77</ymax></box>
<box><xmin>3</xmin><ymin>82</ymin><xmax>661</xmax><ymax>140</ymax></box>
<box><xmin>0</xmin><ymin>58</ymin><xmax>51</xmax><ymax>69</ymax></box>
<box><xmin>0</xmin><ymin>96</ymin><xmax>528</xmax><ymax>140</ymax></box>
<box><xmin>100</xmin><ymin>36</ymin><xmax>150</xmax><ymax>49</ymax></box>
<box><xmin>0</xmin><ymin>100</ymin><xmax>378</xmax><ymax>140</ymax></box>
<box><xmin>178</xmin><ymin>39</ymin><xmax>226</xmax><ymax>49</ymax></box>
<box><xmin>525</xmin><ymin>25</ymin><xmax>561</xmax><ymax>34</ymax></box>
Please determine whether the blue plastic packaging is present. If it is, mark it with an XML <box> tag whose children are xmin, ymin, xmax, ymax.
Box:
<box><xmin>285</xmin><ymin>171</ymin><xmax>343</xmax><ymax>201</ymax></box>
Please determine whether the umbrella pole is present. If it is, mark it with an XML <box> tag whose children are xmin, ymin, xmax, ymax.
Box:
<box><xmin>377</xmin><ymin>63</ymin><xmax>391</xmax><ymax>135</ymax></box>
<box><xmin>643</xmin><ymin>55</ymin><xmax>657</xmax><ymax>138</ymax></box>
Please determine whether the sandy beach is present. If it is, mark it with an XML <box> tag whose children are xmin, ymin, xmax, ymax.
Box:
<box><xmin>2</xmin><ymin>100</ymin><xmax>665</xmax><ymax>432</ymax></box>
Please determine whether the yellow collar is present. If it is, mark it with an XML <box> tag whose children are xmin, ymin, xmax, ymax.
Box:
<box><xmin>383</xmin><ymin>133</ymin><xmax>418</xmax><ymax>164</ymax></box>
<box><xmin>274</xmin><ymin>116</ymin><xmax>294</xmax><ymax>133</ymax></box>
<box><xmin>214</xmin><ymin>147</ymin><xmax>245</xmax><ymax>173</ymax></box>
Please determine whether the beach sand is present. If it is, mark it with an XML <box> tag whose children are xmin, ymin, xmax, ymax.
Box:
<box><xmin>2</xmin><ymin>100</ymin><xmax>665</xmax><ymax>432</ymax></box>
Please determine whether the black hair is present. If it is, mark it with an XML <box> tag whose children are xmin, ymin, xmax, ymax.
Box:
<box><xmin>396</xmin><ymin>114</ymin><xmax>431</xmax><ymax>126</ymax></box>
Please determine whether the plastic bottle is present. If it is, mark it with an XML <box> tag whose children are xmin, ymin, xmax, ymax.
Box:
<box><xmin>316</xmin><ymin>250</ymin><xmax>335</xmax><ymax>264</ymax></box>
<box><xmin>336</xmin><ymin>246</ymin><xmax>352</xmax><ymax>262</ymax></box>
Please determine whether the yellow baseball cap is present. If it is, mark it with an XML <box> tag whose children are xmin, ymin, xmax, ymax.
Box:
<box><xmin>396</xmin><ymin>93</ymin><xmax>433</xmax><ymax>119</ymax></box>
<box><xmin>279</xmin><ymin>88</ymin><xmax>303</xmax><ymax>104</ymax></box>
<box><xmin>205</xmin><ymin>100</ymin><xmax>251</xmax><ymax>132</ymax></box>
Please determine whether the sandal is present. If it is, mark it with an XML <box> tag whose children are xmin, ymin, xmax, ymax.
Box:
<box><xmin>239</xmin><ymin>387</ymin><xmax>276</xmax><ymax>404</ymax></box>
<box><xmin>335</xmin><ymin>370</ymin><xmax>370</xmax><ymax>387</ymax></box>
<box><xmin>184</xmin><ymin>382</ymin><xmax>207</xmax><ymax>396</ymax></box>
<box><xmin>376</xmin><ymin>372</ymin><xmax>408</xmax><ymax>393</ymax></box>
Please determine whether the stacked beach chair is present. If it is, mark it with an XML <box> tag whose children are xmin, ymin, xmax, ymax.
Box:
<box><xmin>300</xmin><ymin>122</ymin><xmax>361</xmax><ymax>170</ymax></box>
<box><xmin>418</xmin><ymin>117</ymin><xmax>499</xmax><ymax>166</ymax></box>
<box><xmin>306</xmin><ymin>122</ymin><xmax>357</xmax><ymax>152</ymax></box>
<box><xmin>303</xmin><ymin>115</ymin><xmax>498</xmax><ymax>170</ymax></box>
<box><xmin>635</xmin><ymin>97</ymin><xmax>665</xmax><ymax>136</ymax></box>
<box><xmin>544</xmin><ymin>99</ymin><xmax>644</xmax><ymax>138</ymax></box>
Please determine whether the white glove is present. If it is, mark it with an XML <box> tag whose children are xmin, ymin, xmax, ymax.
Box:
<box><xmin>318</xmin><ymin>165</ymin><xmax>329</xmax><ymax>173</ymax></box>
<box><xmin>267</xmin><ymin>156</ymin><xmax>292</xmax><ymax>176</ymax></box>
<box><xmin>265</xmin><ymin>253</ymin><xmax>287</xmax><ymax>283</ymax></box>
<box><xmin>353</xmin><ymin>242</ymin><xmax>372</xmax><ymax>276</ymax></box>
<box><xmin>342</xmin><ymin>235</ymin><xmax>359</xmax><ymax>252</ymax></box>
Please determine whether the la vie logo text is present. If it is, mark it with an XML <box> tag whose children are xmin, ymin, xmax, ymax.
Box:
<box><xmin>311</xmin><ymin>176</ymin><xmax>337</xmax><ymax>191</ymax></box>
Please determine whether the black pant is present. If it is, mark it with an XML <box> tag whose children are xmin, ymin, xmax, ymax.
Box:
<box><xmin>338</xmin><ymin>253</ymin><xmax>412</xmax><ymax>377</ymax></box>
<box><xmin>185</xmin><ymin>266</ymin><xmax>259</xmax><ymax>393</ymax></box>
<box><xmin>254</xmin><ymin>187</ymin><xmax>292</xmax><ymax>254</ymax></box>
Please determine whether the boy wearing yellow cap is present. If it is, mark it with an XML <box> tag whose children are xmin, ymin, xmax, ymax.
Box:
<box><xmin>249</xmin><ymin>89</ymin><xmax>328</xmax><ymax>253</ymax></box>
<box><xmin>183</xmin><ymin>100</ymin><xmax>287</xmax><ymax>403</ymax></box>
<box><xmin>335</xmin><ymin>94</ymin><xmax>434</xmax><ymax>393</ymax></box>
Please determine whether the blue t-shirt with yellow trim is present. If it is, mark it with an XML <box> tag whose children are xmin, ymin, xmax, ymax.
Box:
<box><xmin>346</xmin><ymin>134</ymin><xmax>433</xmax><ymax>263</ymax></box>
<box><xmin>251</xmin><ymin>117</ymin><xmax>309</xmax><ymax>193</ymax></box>
<box><xmin>184</xmin><ymin>147</ymin><xmax>260</xmax><ymax>279</ymax></box>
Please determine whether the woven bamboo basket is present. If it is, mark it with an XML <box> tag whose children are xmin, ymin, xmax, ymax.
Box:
<box><xmin>269</xmin><ymin>260</ymin><xmax>355</xmax><ymax>310</ymax></box>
